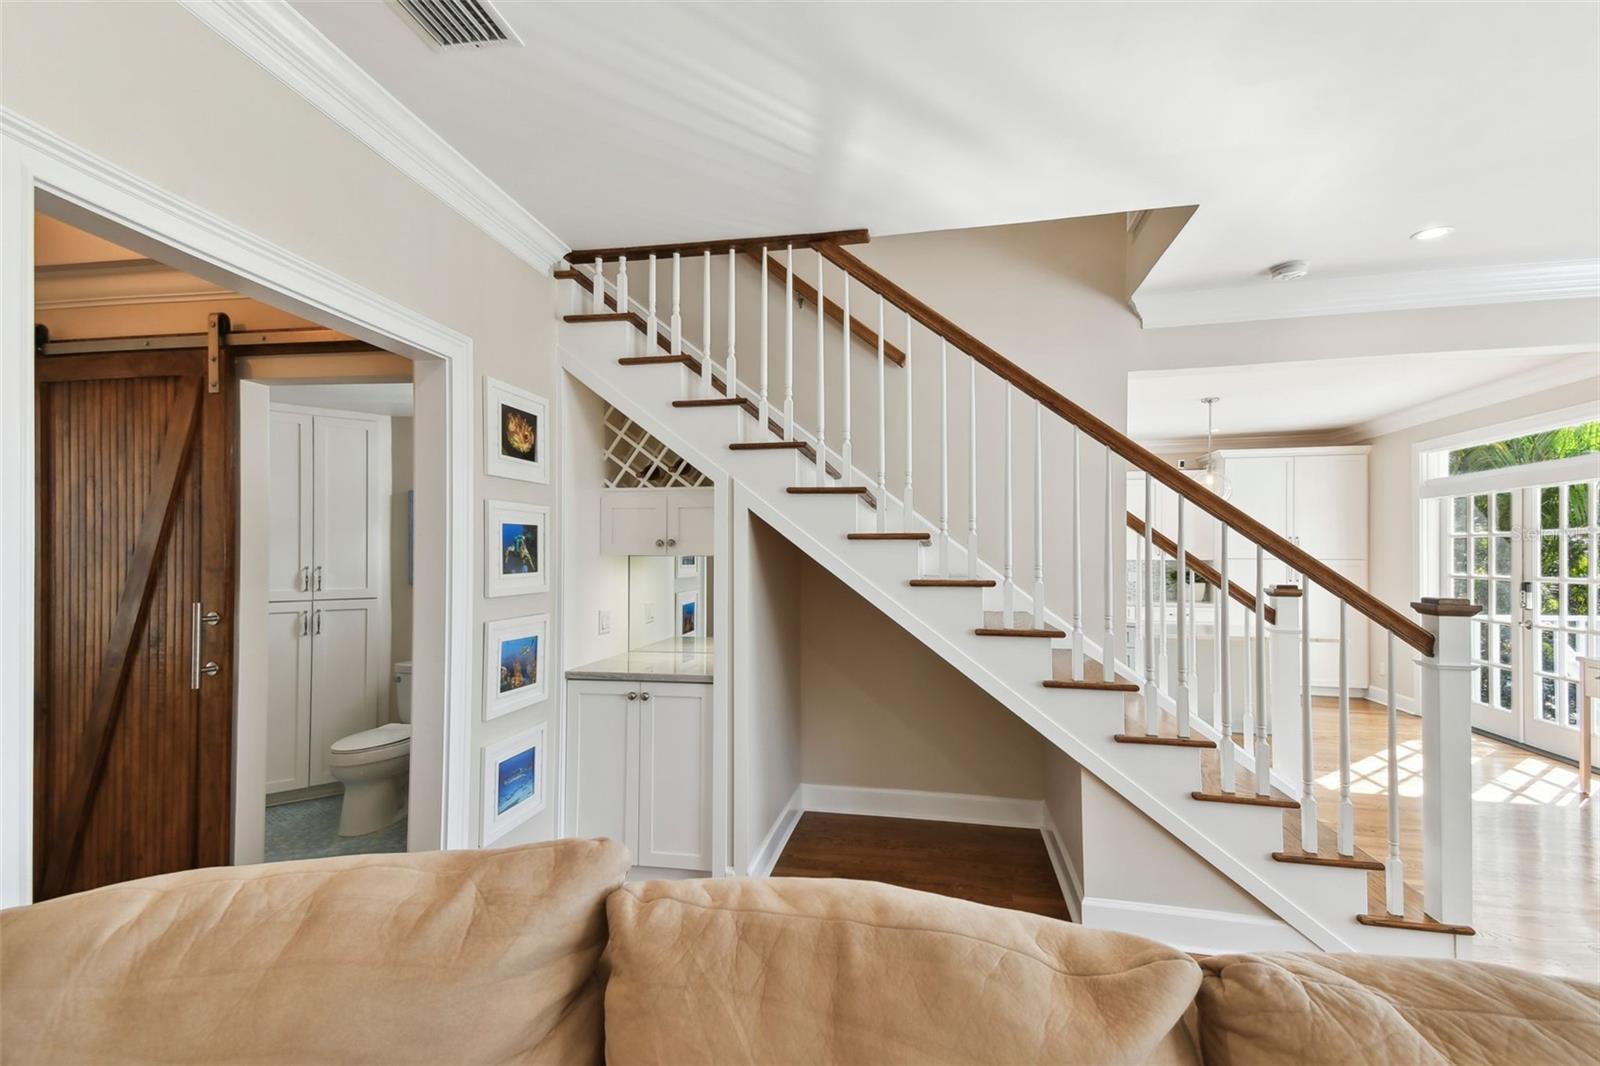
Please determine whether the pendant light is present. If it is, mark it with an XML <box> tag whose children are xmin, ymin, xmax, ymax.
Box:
<box><xmin>1192</xmin><ymin>397</ymin><xmax>1232</xmax><ymax>500</ymax></box>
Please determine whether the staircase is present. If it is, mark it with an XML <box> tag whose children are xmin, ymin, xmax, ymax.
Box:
<box><xmin>553</xmin><ymin>231</ymin><xmax>1478</xmax><ymax>957</ymax></box>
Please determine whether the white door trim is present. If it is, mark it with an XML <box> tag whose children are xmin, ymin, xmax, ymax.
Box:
<box><xmin>1</xmin><ymin>107</ymin><xmax>475</xmax><ymax>905</ymax></box>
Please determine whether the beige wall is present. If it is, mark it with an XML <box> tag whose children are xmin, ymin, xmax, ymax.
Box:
<box><xmin>5</xmin><ymin>0</ymin><xmax>562</xmax><ymax>849</ymax></box>
<box><xmin>798</xmin><ymin>556</ymin><xmax>1047</xmax><ymax>799</ymax></box>
<box><xmin>739</xmin><ymin>516</ymin><xmax>805</xmax><ymax>869</ymax></box>
<box><xmin>1365</xmin><ymin>376</ymin><xmax>1600</xmax><ymax>702</ymax></box>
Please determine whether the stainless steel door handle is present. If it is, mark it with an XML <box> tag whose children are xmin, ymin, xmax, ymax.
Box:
<box><xmin>191</xmin><ymin>602</ymin><xmax>203</xmax><ymax>689</ymax></box>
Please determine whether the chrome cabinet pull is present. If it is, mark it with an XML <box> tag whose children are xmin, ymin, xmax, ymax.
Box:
<box><xmin>666</xmin><ymin>538</ymin><xmax>676</xmax><ymax>548</ymax></box>
<box><xmin>640</xmin><ymin>691</ymin><xmax>652</xmax><ymax>702</ymax></box>
<box><xmin>314</xmin><ymin>565</ymin><xmax>323</xmax><ymax>591</ymax></box>
<box><xmin>300</xmin><ymin>565</ymin><xmax>310</xmax><ymax>591</ymax></box>
<box><xmin>314</xmin><ymin>609</ymin><xmax>322</xmax><ymax>635</ymax></box>
<box><xmin>626</xmin><ymin>691</ymin><xmax>638</xmax><ymax>701</ymax></box>
<box><xmin>655</xmin><ymin>538</ymin><xmax>665</xmax><ymax>548</ymax></box>
<box><xmin>300</xmin><ymin>611</ymin><xmax>309</xmax><ymax>637</ymax></box>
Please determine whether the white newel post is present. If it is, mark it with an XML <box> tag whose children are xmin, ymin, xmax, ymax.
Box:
<box><xmin>1414</xmin><ymin>596</ymin><xmax>1477</xmax><ymax>930</ymax></box>
<box><xmin>1265</xmin><ymin>586</ymin><xmax>1303</xmax><ymax>795</ymax></box>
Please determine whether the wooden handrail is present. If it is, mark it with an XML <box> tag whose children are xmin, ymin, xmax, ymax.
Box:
<box><xmin>567</xmin><ymin>228</ymin><xmax>869</xmax><ymax>264</ymax></box>
<box><xmin>743</xmin><ymin>250</ymin><xmax>906</xmax><ymax>366</ymax></box>
<box><xmin>1127</xmin><ymin>513</ymin><xmax>1275</xmax><ymax>626</ymax></box>
<box><xmin>815</xmin><ymin>239</ymin><xmax>1435</xmax><ymax>657</ymax></box>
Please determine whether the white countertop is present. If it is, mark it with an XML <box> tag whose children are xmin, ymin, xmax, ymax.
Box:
<box><xmin>566</xmin><ymin>638</ymin><xmax>715</xmax><ymax>685</ymax></box>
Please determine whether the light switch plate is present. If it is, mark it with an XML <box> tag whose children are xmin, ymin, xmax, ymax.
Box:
<box><xmin>598</xmin><ymin>609</ymin><xmax>611</xmax><ymax>636</ymax></box>
<box><xmin>644</xmin><ymin>601</ymin><xmax>655</xmax><ymax>624</ymax></box>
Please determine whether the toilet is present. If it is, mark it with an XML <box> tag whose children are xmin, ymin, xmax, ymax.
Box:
<box><xmin>328</xmin><ymin>661</ymin><xmax>412</xmax><ymax>837</ymax></box>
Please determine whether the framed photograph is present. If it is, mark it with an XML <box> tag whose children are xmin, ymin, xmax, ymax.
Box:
<box><xmin>485</xmin><ymin>500</ymin><xmax>549</xmax><ymax>597</ymax></box>
<box><xmin>483</xmin><ymin>376</ymin><xmax>549</xmax><ymax>484</ymax></box>
<box><xmin>676</xmin><ymin>554</ymin><xmax>699</xmax><ymax>580</ymax></box>
<box><xmin>481</xmin><ymin>723</ymin><xmax>545</xmax><ymax>846</ymax></box>
<box><xmin>675</xmin><ymin>591</ymin><xmax>699</xmax><ymax>638</ymax></box>
<box><xmin>484</xmin><ymin>613</ymin><xmax>549</xmax><ymax>720</ymax></box>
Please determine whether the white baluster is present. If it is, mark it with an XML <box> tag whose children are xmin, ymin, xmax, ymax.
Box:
<box><xmin>591</xmin><ymin>256</ymin><xmax>603</xmax><ymax>313</ymax></box>
<box><xmin>1002</xmin><ymin>385</ymin><xmax>1015</xmax><ymax>626</ymax></box>
<box><xmin>1158</xmin><ymin>534</ymin><xmax>1168</xmax><ymax>690</ymax></box>
<box><xmin>1071</xmin><ymin>428</ymin><xmax>1084</xmax><ymax>680</ymax></box>
<box><xmin>1143</xmin><ymin>475</ymin><xmax>1157</xmax><ymax>732</ymax></box>
<box><xmin>784</xmin><ymin>244</ymin><xmax>795</xmax><ymax>439</ymax></box>
<box><xmin>758</xmin><ymin>246</ymin><xmax>769</xmax><ymax>430</ymax></box>
<box><xmin>670</xmin><ymin>252</ymin><xmax>682</xmax><ymax>356</ymax></box>
<box><xmin>1338</xmin><ymin>599</ymin><xmax>1354</xmax><ymax>855</ymax></box>
<box><xmin>1032</xmin><ymin>401</ymin><xmax>1046</xmax><ymax>631</ymax></box>
<box><xmin>876</xmin><ymin>295</ymin><xmax>888</xmax><ymax>533</ymax></box>
<box><xmin>815</xmin><ymin>251</ymin><xmax>827</xmax><ymax>487</ymax></box>
<box><xmin>1104</xmin><ymin>449</ymin><xmax>1115</xmax><ymax>672</ymax></box>
<box><xmin>841</xmin><ymin>275</ymin><xmax>852</xmax><ymax>484</ymax></box>
<box><xmin>726</xmin><ymin>249</ymin><xmax>738</xmax><ymax>437</ymax></box>
<box><xmin>645</xmin><ymin>253</ymin><xmax>658</xmax><ymax>353</ymax></box>
<box><xmin>702</xmin><ymin>249</ymin><xmax>713</xmax><ymax>398</ymax></box>
<box><xmin>938</xmin><ymin>339</ymin><xmax>950</xmax><ymax>574</ymax></box>
<box><xmin>617</xmin><ymin>256</ymin><xmax>629</xmax><ymax>316</ymax></box>
<box><xmin>966</xmin><ymin>358</ymin><xmax>978</xmax><ymax>579</ymax></box>
<box><xmin>1219</xmin><ymin>529</ymin><xmax>1234</xmax><ymax>792</ymax></box>
<box><xmin>1385</xmin><ymin>631</ymin><xmax>1404</xmax><ymax>915</ymax></box>
<box><xmin>1254</xmin><ymin>546</ymin><xmax>1270</xmax><ymax>795</ymax></box>
<box><xmin>1300</xmin><ymin>582</ymin><xmax>1318</xmax><ymax>853</ymax></box>
<box><xmin>903</xmin><ymin>313</ymin><xmax>914</xmax><ymax>528</ymax></box>
<box><xmin>1176</xmin><ymin>499</ymin><xmax>1190</xmax><ymax>737</ymax></box>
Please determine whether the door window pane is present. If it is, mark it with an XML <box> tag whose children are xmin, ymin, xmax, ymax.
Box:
<box><xmin>1541</xmin><ymin>535</ymin><xmax>1560</xmax><ymax>576</ymax></box>
<box><xmin>1495</xmin><ymin>492</ymin><xmax>1513</xmax><ymax>531</ymax></box>
<box><xmin>1497</xmin><ymin>624</ymin><xmax>1512</xmax><ymax>665</ymax></box>
<box><xmin>1493</xmin><ymin>580</ymin><xmax>1512</xmax><ymax>617</ymax></box>
<box><xmin>1569</xmin><ymin>584</ymin><xmax>1590</xmax><ymax>617</ymax></box>
<box><xmin>1494</xmin><ymin>536</ymin><xmax>1513</xmax><ymax>576</ymax></box>
<box><xmin>1452</xmin><ymin>537</ymin><xmax>1468</xmax><ymax>573</ymax></box>
<box><xmin>1566</xmin><ymin>534</ymin><xmax>1590</xmax><ymax>578</ymax></box>
<box><xmin>1497</xmin><ymin>669</ymin><xmax>1513</xmax><ymax>710</ymax></box>
<box><xmin>1568</xmin><ymin>482</ymin><xmax>1590</xmax><ymax>528</ymax></box>
<box><xmin>1472</xmin><ymin>495</ymin><xmax>1490</xmax><ymax>532</ymax></box>
<box><xmin>1541</xmin><ymin>677</ymin><xmax>1557</xmax><ymax>721</ymax></box>
<box><xmin>1542</xmin><ymin>486</ymin><xmax>1560</xmax><ymax>528</ymax></box>
<box><xmin>1453</xmin><ymin>496</ymin><xmax>1469</xmax><ymax>532</ymax></box>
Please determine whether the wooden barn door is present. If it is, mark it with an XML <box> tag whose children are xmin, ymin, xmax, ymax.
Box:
<box><xmin>34</xmin><ymin>328</ymin><xmax>235</xmax><ymax>900</ymax></box>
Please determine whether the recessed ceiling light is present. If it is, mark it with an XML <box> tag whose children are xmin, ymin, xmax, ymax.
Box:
<box><xmin>1410</xmin><ymin>226</ymin><xmax>1455</xmax><ymax>241</ymax></box>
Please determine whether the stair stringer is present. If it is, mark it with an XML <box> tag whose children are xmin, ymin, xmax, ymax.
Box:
<box><xmin>558</xmin><ymin>318</ymin><xmax>1457</xmax><ymax>958</ymax></box>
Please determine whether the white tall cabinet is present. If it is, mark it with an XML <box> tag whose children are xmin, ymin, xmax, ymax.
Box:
<box><xmin>266</xmin><ymin>405</ymin><xmax>390</xmax><ymax>795</ymax></box>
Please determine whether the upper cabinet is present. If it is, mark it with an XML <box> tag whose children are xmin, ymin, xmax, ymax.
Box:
<box><xmin>1216</xmin><ymin>448</ymin><xmax>1368</xmax><ymax>563</ymax></box>
<box><xmin>600</xmin><ymin>488</ymin><xmax>714</xmax><ymax>556</ymax></box>
<box><xmin>269</xmin><ymin>406</ymin><xmax>390</xmax><ymax>603</ymax></box>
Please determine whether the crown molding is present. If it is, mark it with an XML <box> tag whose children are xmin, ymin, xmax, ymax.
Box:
<box><xmin>1135</xmin><ymin>257</ymin><xmax>1600</xmax><ymax>329</ymax></box>
<box><xmin>34</xmin><ymin>257</ymin><xmax>245</xmax><ymax>309</ymax></box>
<box><xmin>180</xmin><ymin>0</ymin><xmax>568</xmax><ymax>273</ymax></box>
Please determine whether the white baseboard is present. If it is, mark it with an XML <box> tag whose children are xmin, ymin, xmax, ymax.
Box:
<box><xmin>1079</xmin><ymin>896</ymin><xmax>1315</xmax><ymax>955</ymax></box>
<box><xmin>1361</xmin><ymin>684</ymin><xmax>1421</xmax><ymax>717</ymax></box>
<box><xmin>1040</xmin><ymin>822</ymin><xmax>1084</xmax><ymax>924</ymax></box>
<box><xmin>746</xmin><ymin>784</ymin><xmax>804</xmax><ymax>878</ymax></box>
<box><xmin>800</xmin><ymin>783</ymin><xmax>1045</xmax><ymax>830</ymax></box>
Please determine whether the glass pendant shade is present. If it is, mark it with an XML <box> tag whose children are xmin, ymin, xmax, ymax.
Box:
<box><xmin>1195</xmin><ymin>397</ymin><xmax>1231</xmax><ymax>499</ymax></box>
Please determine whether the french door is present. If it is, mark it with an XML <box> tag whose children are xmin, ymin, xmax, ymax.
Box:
<box><xmin>1443</xmin><ymin>478</ymin><xmax>1598</xmax><ymax>760</ymax></box>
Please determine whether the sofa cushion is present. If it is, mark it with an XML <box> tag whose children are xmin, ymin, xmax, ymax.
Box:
<box><xmin>602</xmin><ymin>876</ymin><xmax>1202</xmax><ymax>1065</ymax></box>
<box><xmin>1196</xmin><ymin>952</ymin><xmax>1600</xmax><ymax>1066</ymax></box>
<box><xmin>1</xmin><ymin>839</ymin><xmax>630</xmax><ymax>1065</ymax></box>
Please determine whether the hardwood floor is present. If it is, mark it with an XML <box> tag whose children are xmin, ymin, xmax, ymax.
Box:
<box><xmin>771</xmin><ymin>812</ymin><xmax>1071</xmax><ymax>920</ymax></box>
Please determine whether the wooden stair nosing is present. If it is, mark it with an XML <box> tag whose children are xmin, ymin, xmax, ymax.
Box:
<box><xmin>846</xmin><ymin>532</ymin><xmax>930</xmax><ymax>541</ymax></box>
<box><xmin>1043</xmin><ymin>678</ymin><xmax>1141</xmax><ymax>692</ymax></box>
<box><xmin>788</xmin><ymin>485</ymin><xmax>869</xmax><ymax>496</ymax></box>
<box><xmin>564</xmin><ymin>311</ymin><xmax>643</xmax><ymax>326</ymax></box>
<box><xmin>672</xmin><ymin>397</ymin><xmax>745</xmax><ymax>408</ymax></box>
<box><xmin>909</xmin><ymin>578</ymin><xmax>996</xmax><ymax>588</ymax></box>
<box><xmin>1271</xmin><ymin>850</ymin><xmax>1383</xmax><ymax>872</ymax></box>
<box><xmin>618</xmin><ymin>355</ymin><xmax>694</xmax><ymax>368</ymax></box>
<box><xmin>729</xmin><ymin>441</ymin><xmax>807</xmax><ymax>451</ymax></box>
<box><xmin>1191</xmin><ymin>790</ymin><xmax>1299</xmax><ymax>810</ymax></box>
<box><xmin>1114</xmin><ymin>733</ymin><xmax>1217</xmax><ymax>749</ymax></box>
<box><xmin>1355</xmin><ymin>913</ymin><xmax>1475</xmax><ymax>936</ymax></box>
<box><xmin>974</xmin><ymin>626</ymin><xmax>1067</xmax><ymax>638</ymax></box>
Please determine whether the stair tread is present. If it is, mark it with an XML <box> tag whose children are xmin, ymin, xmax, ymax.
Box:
<box><xmin>565</xmin><ymin>312</ymin><xmax>642</xmax><ymax>324</ymax></box>
<box><xmin>788</xmin><ymin>485</ymin><xmax>869</xmax><ymax>495</ymax></box>
<box><xmin>1047</xmin><ymin>651</ymin><xmax>1133</xmax><ymax>689</ymax></box>
<box><xmin>976</xmin><ymin>610</ymin><xmax>1065</xmax><ymax>638</ymax></box>
<box><xmin>673</xmin><ymin>397</ymin><xmax>745</xmax><ymax>407</ymax></box>
<box><xmin>1271</xmin><ymin>850</ymin><xmax>1384</xmax><ymax>871</ymax></box>
<box><xmin>1355</xmin><ymin>913</ymin><xmax>1476</xmax><ymax>936</ymax></box>
<box><xmin>619</xmin><ymin>355</ymin><xmax>694</xmax><ymax>367</ymax></box>
<box><xmin>847</xmin><ymin>531</ymin><xmax>930</xmax><ymax>541</ymax></box>
<box><xmin>1115</xmin><ymin>733</ymin><xmax>1217</xmax><ymax>749</ymax></box>
<box><xmin>729</xmin><ymin>441</ymin><xmax>808</xmax><ymax>450</ymax></box>
<box><xmin>1192</xmin><ymin>790</ymin><xmax>1299</xmax><ymax>809</ymax></box>
<box><xmin>910</xmin><ymin>578</ymin><xmax>997</xmax><ymax>588</ymax></box>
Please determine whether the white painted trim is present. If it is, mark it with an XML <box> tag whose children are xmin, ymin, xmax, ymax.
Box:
<box><xmin>1362</xmin><ymin>685</ymin><xmax>1421</xmax><ymax>718</ymax></box>
<box><xmin>1</xmin><ymin>109</ymin><xmax>476</xmax><ymax>904</ymax></box>
<box><xmin>1411</xmin><ymin>399</ymin><xmax>1600</xmax><ymax>456</ymax></box>
<box><xmin>1039</xmin><ymin>821</ymin><xmax>1084</xmax><ymax>923</ymax></box>
<box><xmin>1079</xmin><ymin>896</ymin><xmax>1314</xmax><ymax>955</ymax></box>
<box><xmin>747</xmin><ymin>785</ymin><xmax>804</xmax><ymax>878</ymax></box>
<box><xmin>179</xmin><ymin>0</ymin><xmax>567</xmax><ymax>273</ymax></box>
<box><xmin>1353</xmin><ymin>354</ymin><xmax>1600</xmax><ymax>443</ymax></box>
<box><xmin>800</xmin><ymin>783</ymin><xmax>1045</xmax><ymax>830</ymax></box>
<box><xmin>1137</xmin><ymin>258</ymin><xmax>1600</xmax><ymax>329</ymax></box>
<box><xmin>1421</xmin><ymin>453</ymin><xmax>1600</xmax><ymax>499</ymax></box>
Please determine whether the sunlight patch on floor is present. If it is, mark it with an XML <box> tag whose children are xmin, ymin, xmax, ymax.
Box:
<box><xmin>1472</xmin><ymin>758</ymin><xmax>1584</xmax><ymax>807</ymax></box>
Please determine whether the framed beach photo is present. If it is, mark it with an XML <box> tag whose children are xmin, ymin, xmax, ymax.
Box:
<box><xmin>483</xmin><ymin>376</ymin><xmax>549</xmax><ymax>484</ymax></box>
<box><xmin>676</xmin><ymin>554</ymin><xmax>699</xmax><ymax>580</ymax></box>
<box><xmin>485</xmin><ymin>500</ymin><xmax>549</xmax><ymax>596</ymax></box>
<box><xmin>675</xmin><ymin>590</ymin><xmax>699</xmax><ymax>638</ymax></box>
<box><xmin>480</xmin><ymin>723</ymin><xmax>545</xmax><ymax>846</ymax></box>
<box><xmin>483</xmin><ymin>613</ymin><xmax>549</xmax><ymax>720</ymax></box>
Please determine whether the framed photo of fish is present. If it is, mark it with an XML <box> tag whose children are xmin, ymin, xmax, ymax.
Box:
<box><xmin>483</xmin><ymin>613</ymin><xmax>549</xmax><ymax>720</ymax></box>
<box><xmin>485</xmin><ymin>500</ymin><xmax>549</xmax><ymax>597</ymax></box>
<box><xmin>483</xmin><ymin>376</ymin><xmax>549</xmax><ymax>484</ymax></box>
<box><xmin>480</xmin><ymin>722</ymin><xmax>545</xmax><ymax>845</ymax></box>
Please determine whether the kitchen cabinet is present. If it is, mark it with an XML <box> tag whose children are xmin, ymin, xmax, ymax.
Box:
<box><xmin>600</xmin><ymin>488</ymin><xmax>714</xmax><ymax>556</ymax></box>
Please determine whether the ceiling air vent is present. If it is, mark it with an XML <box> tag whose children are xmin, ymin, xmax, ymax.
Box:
<box><xmin>392</xmin><ymin>0</ymin><xmax>522</xmax><ymax>50</ymax></box>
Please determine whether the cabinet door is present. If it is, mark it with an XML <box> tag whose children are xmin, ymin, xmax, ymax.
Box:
<box><xmin>268</xmin><ymin>411</ymin><xmax>314</xmax><ymax>601</ymax></box>
<box><xmin>667</xmin><ymin>489</ymin><xmax>715</xmax><ymax>555</ymax></box>
<box><xmin>1306</xmin><ymin>560</ymin><xmax>1371</xmax><ymax>689</ymax></box>
<box><xmin>637</xmin><ymin>684</ymin><xmax>712</xmax><ymax>871</ymax></box>
<box><xmin>265</xmin><ymin>602</ymin><xmax>313</xmax><ymax>794</ymax></box>
<box><xmin>312</xmin><ymin>414</ymin><xmax>384</xmax><ymax>599</ymax></box>
<box><xmin>1292</xmin><ymin>454</ymin><xmax>1367</xmax><ymax>559</ymax></box>
<box><xmin>567</xmin><ymin>681</ymin><xmax>638</xmax><ymax>850</ymax></box>
<box><xmin>600</xmin><ymin>490</ymin><xmax>670</xmax><ymax>555</ymax></box>
<box><xmin>1221</xmin><ymin>456</ymin><xmax>1293</xmax><ymax>546</ymax></box>
<box><xmin>308</xmin><ymin>601</ymin><xmax>383</xmax><ymax>786</ymax></box>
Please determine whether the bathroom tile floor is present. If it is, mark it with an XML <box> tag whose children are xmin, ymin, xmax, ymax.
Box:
<box><xmin>264</xmin><ymin>796</ymin><xmax>407</xmax><ymax>862</ymax></box>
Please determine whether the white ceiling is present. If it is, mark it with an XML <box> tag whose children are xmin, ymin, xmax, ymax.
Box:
<box><xmin>1128</xmin><ymin>350</ymin><xmax>1597</xmax><ymax>442</ymax></box>
<box><xmin>292</xmin><ymin>2</ymin><xmax>1599</xmax><ymax>301</ymax></box>
<box><xmin>272</xmin><ymin>383</ymin><xmax>415</xmax><ymax>417</ymax></box>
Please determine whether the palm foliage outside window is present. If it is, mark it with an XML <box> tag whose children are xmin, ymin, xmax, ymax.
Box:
<box><xmin>1447</xmin><ymin>421</ymin><xmax>1600</xmax><ymax>475</ymax></box>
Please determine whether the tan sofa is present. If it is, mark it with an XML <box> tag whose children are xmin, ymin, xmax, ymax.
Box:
<box><xmin>2</xmin><ymin>840</ymin><xmax>1595</xmax><ymax>1065</ymax></box>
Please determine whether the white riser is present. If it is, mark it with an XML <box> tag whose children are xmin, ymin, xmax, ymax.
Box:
<box><xmin>558</xmin><ymin>311</ymin><xmax>1453</xmax><ymax>959</ymax></box>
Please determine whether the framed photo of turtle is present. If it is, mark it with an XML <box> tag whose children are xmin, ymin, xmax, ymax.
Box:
<box><xmin>483</xmin><ymin>613</ymin><xmax>549</xmax><ymax>719</ymax></box>
<box><xmin>485</xmin><ymin>500</ymin><xmax>549</xmax><ymax>597</ymax></box>
<box><xmin>483</xmin><ymin>376</ymin><xmax>549</xmax><ymax>484</ymax></box>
